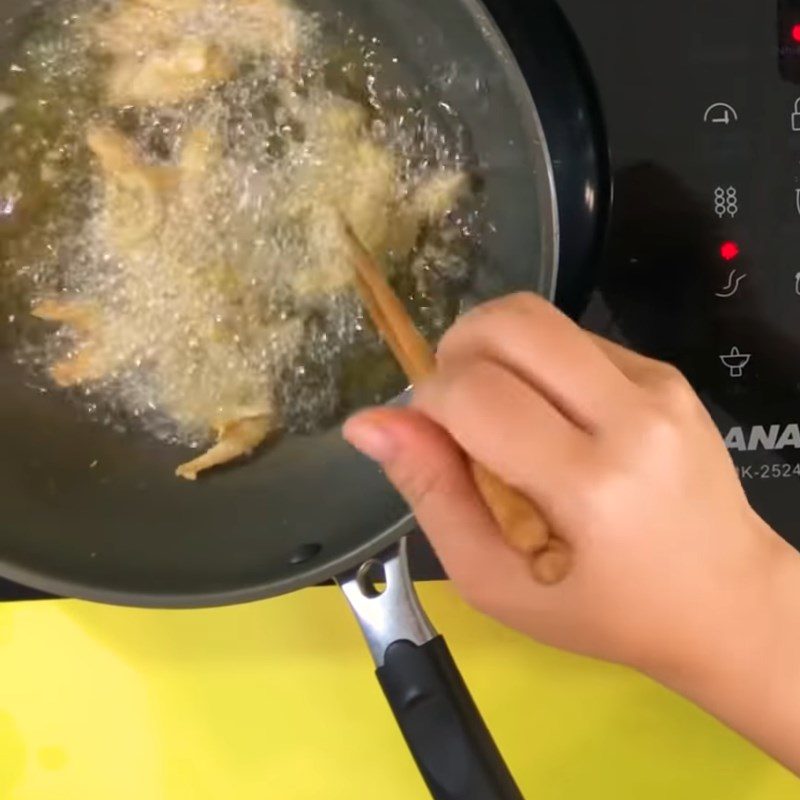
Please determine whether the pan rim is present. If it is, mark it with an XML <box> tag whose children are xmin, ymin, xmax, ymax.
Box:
<box><xmin>0</xmin><ymin>514</ymin><xmax>418</xmax><ymax>607</ymax></box>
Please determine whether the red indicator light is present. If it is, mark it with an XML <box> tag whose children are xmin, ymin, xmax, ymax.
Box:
<box><xmin>720</xmin><ymin>241</ymin><xmax>740</xmax><ymax>261</ymax></box>
<box><xmin>792</xmin><ymin>23</ymin><xmax>800</xmax><ymax>42</ymax></box>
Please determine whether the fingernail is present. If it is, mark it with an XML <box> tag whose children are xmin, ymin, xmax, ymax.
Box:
<box><xmin>343</xmin><ymin>417</ymin><xmax>398</xmax><ymax>463</ymax></box>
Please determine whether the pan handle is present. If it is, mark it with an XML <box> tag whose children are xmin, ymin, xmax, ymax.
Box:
<box><xmin>337</xmin><ymin>540</ymin><xmax>525</xmax><ymax>800</ymax></box>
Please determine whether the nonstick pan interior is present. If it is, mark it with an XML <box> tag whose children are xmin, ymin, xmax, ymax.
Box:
<box><xmin>0</xmin><ymin>0</ymin><xmax>557</xmax><ymax>606</ymax></box>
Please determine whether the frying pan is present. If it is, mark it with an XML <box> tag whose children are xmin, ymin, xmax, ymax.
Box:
<box><xmin>0</xmin><ymin>0</ymin><xmax>607</xmax><ymax>796</ymax></box>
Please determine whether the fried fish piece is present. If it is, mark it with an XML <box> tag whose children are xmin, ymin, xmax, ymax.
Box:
<box><xmin>94</xmin><ymin>0</ymin><xmax>299</xmax><ymax>63</ymax></box>
<box><xmin>408</xmin><ymin>170</ymin><xmax>469</xmax><ymax>225</ymax></box>
<box><xmin>175</xmin><ymin>413</ymin><xmax>274</xmax><ymax>480</ymax></box>
<box><xmin>178</xmin><ymin>128</ymin><xmax>222</xmax><ymax>212</ymax></box>
<box><xmin>284</xmin><ymin>98</ymin><xmax>470</xmax><ymax>306</ymax></box>
<box><xmin>48</xmin><ymin>347</ymin><xmax>106</xmax><ymax>387</ymax></box>
<box><xmin>179</xmin><ymin>129</ymin><xmax>219</xmax><ymax>176</ymax></box>
<box><xmin>282</xmin><ymin>98</ymin><xmax>401</xmax><ymax>302</ymax></box>
<box><xmin>285</xmin><ymin>97</ymin><xmax>397</xmax><ymax>254</ymax></box>
<box><xmin>220</xmin><ymin>0</ymin><xmax>300</xmax><ymax>61</ymax></box>
<box><xmin>133</xmin><ymin>0</ymin><xmax>205</xmax><ymax>12</ymax></box>
<box><xmin>106</xmin><ymin>40</ymin><xmax>233</xmax><ymax>107</ymax></box>
<box><xmin>87</xmin><ymin>126</ymin><xmax>177</xmax><ymax>183</ymax></box>
<box><xmin>31</xmin><ymin>297</ymin><xmax>98</xmax><ymax>333</ymax></box>
<box><xmin>87</xmin><ymin>125</ymin><xmax>179</xmax><ymax>191</ymax></box>
<box><xmin>385</xmin><ymin>170</ymin><xmax>470</xmax><ymax>259</ymax></box>
<box><xmin>92</xmin><ymin>0</ymin><xmax>220</xmax><ymax>105</ymax></box>
<box><xmin>285</xmin><ymin>205</ymin><xmax>350</xmax><ymax>299</ymax></box>
<box><xmin>92</xmin><ymin>1</ymin><xmax>177</xmax><ymax>56</ymax></box>
<box><xmin>31</xmin><ymin>299</ymin><xmax>107</xmax><ymax>387</ymax></box>
<box><xmin>87</xmin><ymin>125</ymin><xmax>179</xmax><ymax>249</ymax></box>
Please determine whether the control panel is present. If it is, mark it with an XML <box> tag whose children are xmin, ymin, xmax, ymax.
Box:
<box><xmin>559</xmin><ymin>0</ymin><xmax>800</xmax><ymax>544</ymax></box>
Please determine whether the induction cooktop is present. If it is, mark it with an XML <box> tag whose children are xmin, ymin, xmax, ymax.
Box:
<box><xmin>4</xmin><ymin>0</ymin><xmax>799</xmax><ymax>599</ymax></box>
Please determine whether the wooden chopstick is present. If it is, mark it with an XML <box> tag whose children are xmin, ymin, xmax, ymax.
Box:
<box><xmin>343</xmin><ymin>220</ymin><xmax>571</xmax><ymax>585</ymax></box>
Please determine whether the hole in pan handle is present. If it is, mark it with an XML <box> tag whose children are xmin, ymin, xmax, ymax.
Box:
<box><xmin>337</xmin><ymin>540</ymin><xmax>525</xmax><ymax>800</ymax></box>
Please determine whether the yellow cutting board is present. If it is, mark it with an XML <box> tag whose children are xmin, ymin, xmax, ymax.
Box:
<box><xmin>0</xmin><ymin>583</ymin><xmax>796</xmax><ymax>799</ymax></box>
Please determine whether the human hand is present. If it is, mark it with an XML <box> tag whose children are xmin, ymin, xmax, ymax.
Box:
<box><xmin>343</xmin><ymin>293</ymin><xmax>792</xmax><ymax>683</ymax></box>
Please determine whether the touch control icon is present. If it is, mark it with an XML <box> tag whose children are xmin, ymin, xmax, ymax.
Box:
<box><xmin>714</xmin><ymin>186</ymin><xmax>738</xmax><ymax>218</ymax></box>
<box><xmin>720</xmin><ymin>347</ymin><xmax>751</xmax><ymax>378</ymax></box>
<box><xmin>715</xmin><ymin>269</ymin><xmax>746</xmax><ymax>298</ymax></box>
<box><xmin>704</xmin><ymin>102</ymin><xmax>738</xmax><ymax>125</ymax></box>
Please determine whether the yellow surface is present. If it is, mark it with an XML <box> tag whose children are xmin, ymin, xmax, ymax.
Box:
<box><xmin>0</xmin><ymin>583</ymin><xmax>796</xmax><ymax>799</ymax></box>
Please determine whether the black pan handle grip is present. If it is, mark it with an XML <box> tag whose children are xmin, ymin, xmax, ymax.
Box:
<box><xmin>377</xmin><ymin>635</ymin><xmax>525</xmax><ymax>800</ymax></box>
<box><xmin>337</xmin><ymin>539</ymin><xmax>525</xmax><ymax>800</ymax></box>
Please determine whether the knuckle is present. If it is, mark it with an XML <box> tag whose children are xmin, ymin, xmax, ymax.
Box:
<box><xmin>570</xmin><ymin>469</ymin><xmax>626</xmax><ymax>523</ymax></box>
<box><xmin>647</xmin><ymin>364</ymin><xmax>696</xmax><ymax>414</ymax></box>
<box><xmin>570</xmin><ymin>416</ymin><xmax>680</xmax><ymax>520</ymax></box>
<box><xmin>476</xmin><ymin>292</ymin><xmax>546</xmax><ymax>329</ymax></box>
<box><xmin>472</xmin><ymin>291</ymin><xmax>542</xmax><ymax>318</ymax></box>
<box><xmin>436</xmin><ymin>316</ymin><xmax>470</xmax><ymax>361</ymax></box>
<box><xmin>437</xmin><ymin>304</ymin><xmax>496</xmax><ymax>357</ymax></box>
<box><xmin>447</xmin><ymin>363</ymin><xmax>503</xmax><ymax>423</ymax></box>
<box><xmin>633</xmin><ymin>405</ymin><xmax>683</xmax><ymax>458</ymax></box>
<box><xmin>493</xmin><ymin>291</ymin><xmax>543</xmax><ymax>316</ymax></box>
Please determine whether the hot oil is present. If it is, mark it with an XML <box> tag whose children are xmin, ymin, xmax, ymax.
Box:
<box><xmin>0</xmin><ymin>0</ymin><xmax>483</xmax><ymax>452</ymax></box>
<box><xmin>0</xmin><ymin>3</ymin><xmax>101</xmax><ymax>350</ymax></box>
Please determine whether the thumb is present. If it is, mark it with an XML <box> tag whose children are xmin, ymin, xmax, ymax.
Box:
<box><xmin>342</xmin><ymin>406</ymin><xmax>526</xmax><ymax>592</ymax></box>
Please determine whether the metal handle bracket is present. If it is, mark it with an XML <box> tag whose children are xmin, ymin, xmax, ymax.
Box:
<box><xmin>337</xmin><ymin>538</ymin><xmax>436</xmax><ymax>666</ymax></box>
